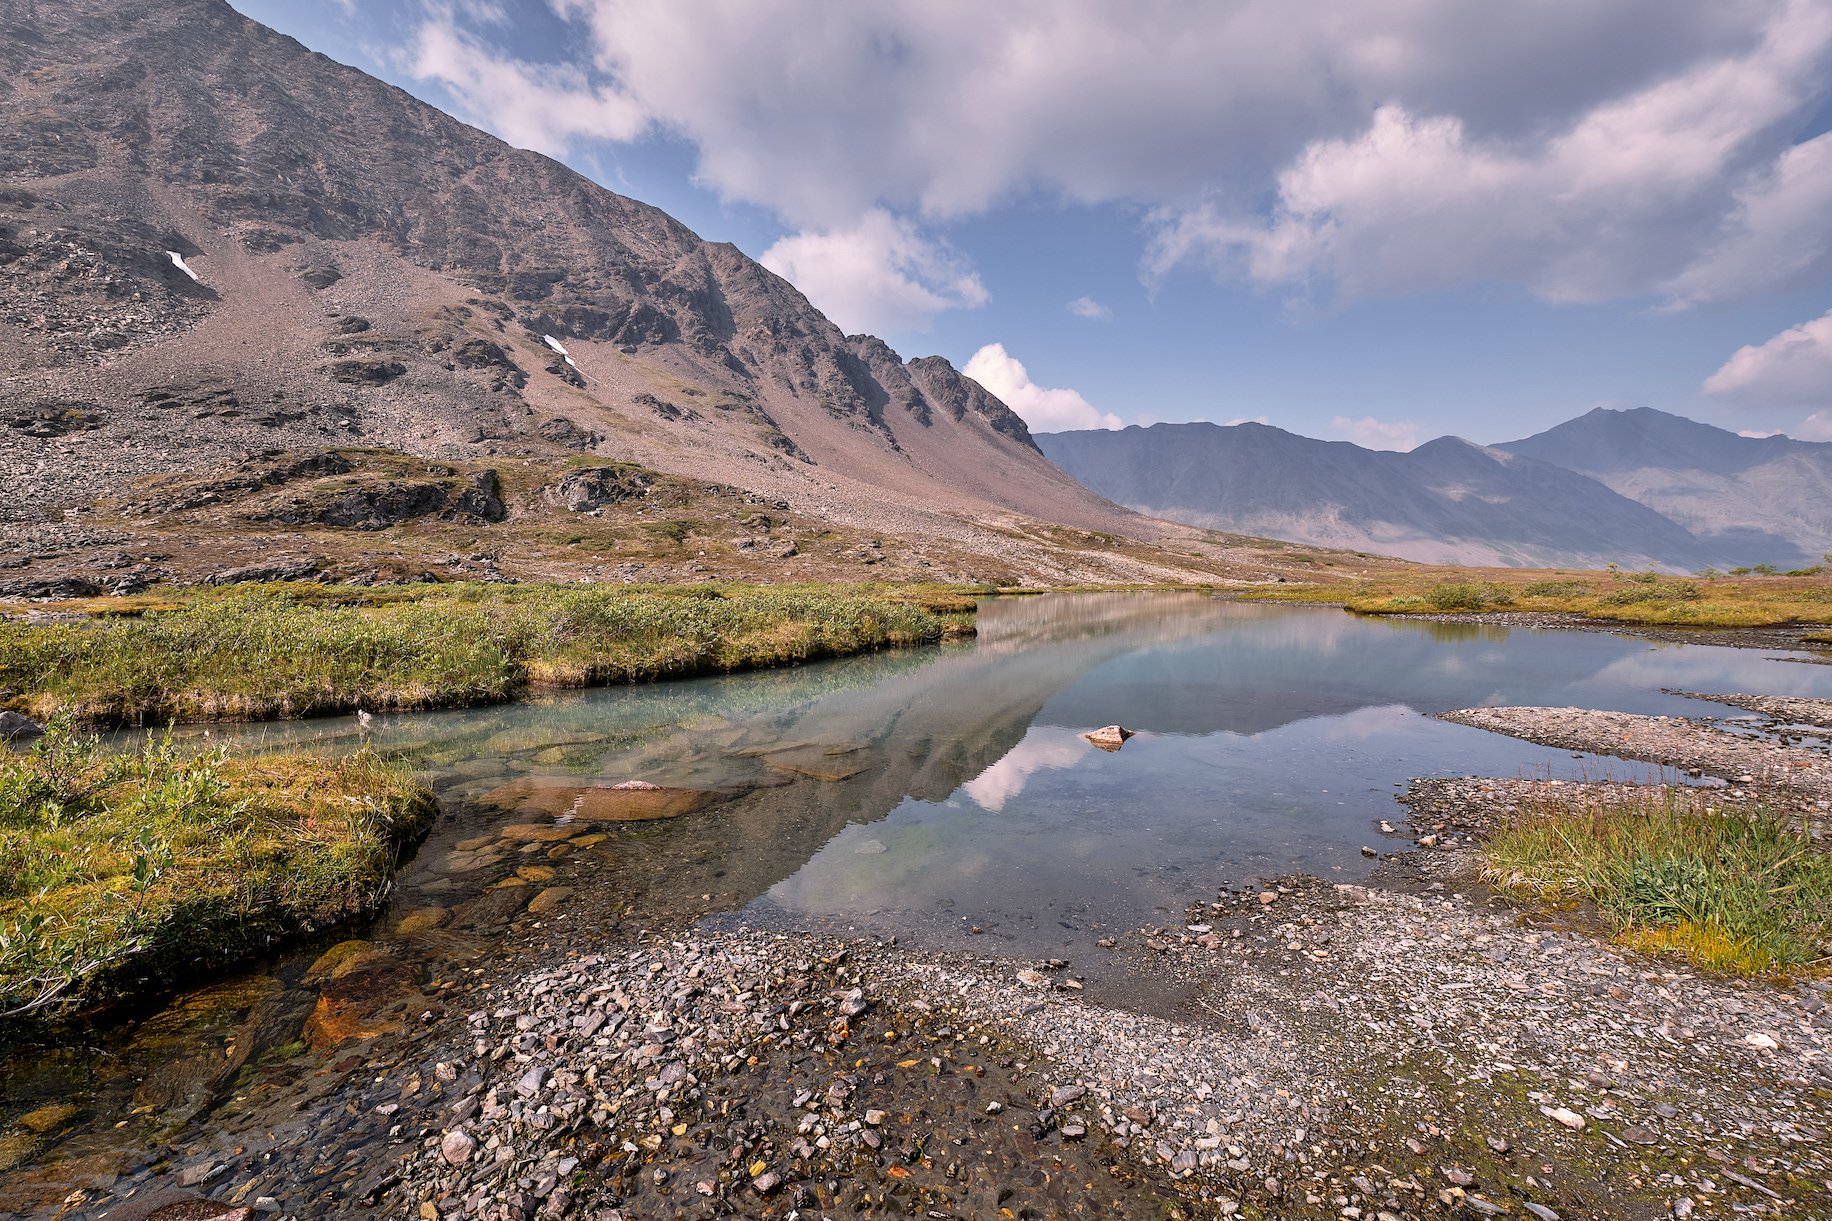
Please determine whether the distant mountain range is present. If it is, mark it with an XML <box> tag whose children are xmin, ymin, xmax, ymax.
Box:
<box><xmin>1038</xmin><ymin>409</ymin><xmax>1832</xmax><ymax>570</ymax></box>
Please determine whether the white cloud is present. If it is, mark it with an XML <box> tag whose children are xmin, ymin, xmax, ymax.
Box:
<box><xmin>1225</xmin><ymin>415</ymin><xmax>1270</xmax><ymax>426</ymax></box>
<box><xmin>962</xmin><ymin>343</ymin><xmax>1120</xmax><ymax>432</ymax></box>
<box><xmin>403</xmin><ymin>0</ymin><xmax>1832</xmax><ymax>317</ymax></box>
<box><xmin>1793</xmin><ymin>412</ymin><xmax>1832</xmax><ymax>440</ymax></box>
<box><xmin>541</xmin><ymin>0</ymin><xmax>1780</xmax><ymax>229</ymax></box>
<box><xmin>1148</xmin><ymin>2</ymin><xmax>1832</xmax><ymax>304</ymax></box>
<box><xmin>962</xmin><ymin>729</ymin><xmax>1090</xmax><ymax>812</ymax></box>
<box><xmin>1329</xmin><ymin>415</ymin><xmax>1420</xmax><ymax>451</ymax></box>
<box><xmin>758</xmin><ymin>209</ymin><xmax>988</xmax><ymax>334</ymax></box>
<box><xmin>1738</xmin><ymin>428</ymin><xmax>1782</xmax><ymax>437</ymax></box>
<box><xmin>1066</xmin><ymin>295</ymin><xmax>1111</xmax><ymax>320</ymax></box>
<box><xmin>407</xmin><ymin>16</ymin><xmax>646</xmax><ymax>157</ymax></box>
<box><xmin>1703</xmin><ymin>307</ymin><xmax>1832</xmax><ymax>409</ymax></box>
<box><xmin>1665</xmin><ymin>130</ymin><xmax>1832</xmax><ymax>306</ymax></box>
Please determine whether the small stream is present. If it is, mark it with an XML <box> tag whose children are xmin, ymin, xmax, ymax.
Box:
<box><xmin>5</xmin><ymin>593</ymin><xmax>1832</xmax><ymax>1217</ymax></box>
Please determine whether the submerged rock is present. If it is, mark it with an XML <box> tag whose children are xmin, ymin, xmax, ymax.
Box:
<box><xmin>0</xmin><ymin>711</ymin><xmax>45</xmax><ymax>742</ymax></box>
<box><xmin>481</xmin><ymin>778</ymin><xmax>722</xmax><ymax>822</ymax></box>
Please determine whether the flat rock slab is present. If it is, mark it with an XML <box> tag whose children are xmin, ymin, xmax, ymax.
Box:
<box><xmin>481</xmin><ymin>779</ymin><xmax>721</xmax><ymax>821</ymax></box>
<box><xmin>758</xmin><ymin>746</ymin><xmax>875</xmax><ymax>782</ymax></box>
<box><xmin>1440</xmin><ymin>706</ymin><xmax>1832</xmax><ymax>808</ymax></box>
<box><xmin>726</xmin><ymin>738</ymin><xmax>867</xmax><ymax>760</ymax></box>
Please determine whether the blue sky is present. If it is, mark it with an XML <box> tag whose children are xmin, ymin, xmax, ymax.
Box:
<box><xmin>232</xmin><ymin>0</ymin><xmax>1832</xmax><ymax>448</ymax></box>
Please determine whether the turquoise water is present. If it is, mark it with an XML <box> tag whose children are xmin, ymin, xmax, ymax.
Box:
<box><xmin>200</xmin><ymin>592</ymin><xmax>1832</xmax><ymax>960</ymax></box>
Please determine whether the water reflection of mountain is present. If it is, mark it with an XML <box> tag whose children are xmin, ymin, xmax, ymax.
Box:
<box><xmin>1029</xmin><ymin>601</ymin><xmax>1794</xmax><ymax>737</ymax></box>
<box><xmin>192</xmin><ymin>593</ymin><xmax>1832</xmax><ymax>916</ymax></box>
<box><xmin>585</xmin><ymin>595</ymin><xmax>1243</xmax><ymax>906</ymax></box>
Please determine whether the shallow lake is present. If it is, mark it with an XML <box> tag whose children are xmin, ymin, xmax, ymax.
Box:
<box><xmin>183</xmin><ymin>592</ymin><xmax>1832</xmax><ymax>960</ymax></box>
<box><xmin>7</xmin><ymin>593</ymin><xmax>1832</xmax><ymax>1213</ymax></box>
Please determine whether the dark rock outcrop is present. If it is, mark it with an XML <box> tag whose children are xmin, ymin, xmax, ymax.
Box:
<box><xmin>547</xmin><ymin>467</ymin><xmax>652</xmax><ymax>512</ymax></box>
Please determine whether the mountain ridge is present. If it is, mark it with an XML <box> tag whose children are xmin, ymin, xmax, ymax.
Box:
<box><xmin>0</xmin><ymin>0</ymin><xmax>1310</xmax><ymax>590</ymax></box>
<box><xmin>1037</xmin><ymin>414</ymin><xmax>1812</xmax><ymax>571</ymax></box>
<box><xmin>1496</xmin><ymin>408</ymin><xmax>1832</xmax><ymax>565</ymax></box>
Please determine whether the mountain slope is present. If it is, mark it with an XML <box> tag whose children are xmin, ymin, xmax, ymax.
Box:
<box><xmin>1497</xmin><ymin>408</ymin><xmax>1831</xmax><ymax>567</ymax></box>
<box><xmin>1036</xmin><ymin>422</ymin><xmax>1727</xmax><ymax>569</ymax></box>
<box><xmin>0</xmin><ymin>0</ymin><xmax>1287</xmax><ymax>589</ymax></box>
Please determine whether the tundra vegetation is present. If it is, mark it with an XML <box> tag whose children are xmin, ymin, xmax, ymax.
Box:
<box><xmin>1254</xmin><ymin>565</ymin><xmax>1832</xmax><ymax>629</ymax></box>
<box><xmin>1482</xmin><ymin>787</ymin><xmax>1832</xmax><ymax>977</ymax></box>
<box><xmin>0</xmin><ymin>581</ymin><xmax>974</xmax><ymax>1020</ymax></box>
<box><xmin>0</xmin><ymin>581</ymin><xmax>978</xmax><ymax>727</ymax></box>
<box><xmin>0</xmin><ymin>722</ymin><xmax>435</xmax><ymax>1022</ymax></box>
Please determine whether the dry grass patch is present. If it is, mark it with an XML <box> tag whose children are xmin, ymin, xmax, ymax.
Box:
<box><xmin>1253</xmin><ymin>565</ymin><xmax>1832</xmax><ymax>629</ymax></box>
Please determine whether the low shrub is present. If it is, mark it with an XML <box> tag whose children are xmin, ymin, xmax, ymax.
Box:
<box><xmin>1425</xmin><ymin>580</ymin><xmax>1514</xmax><ymax>611</ymax></box>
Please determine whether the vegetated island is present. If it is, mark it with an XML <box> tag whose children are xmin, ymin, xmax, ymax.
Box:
<box><xmin>0</xmin><ymin>581</ymin><xmax>979</xmax><ymax>727</ymax></box>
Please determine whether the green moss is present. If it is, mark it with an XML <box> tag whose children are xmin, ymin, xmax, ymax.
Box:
<box><xmin>0</xmin><ymin>722</ymin><xmax>435</xmax><ymax>1022</ymax></box>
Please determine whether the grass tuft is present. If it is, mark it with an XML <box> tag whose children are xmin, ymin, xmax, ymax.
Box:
<box><xmin>1481</xmin><ymin>787</ymin><xmax>1832</xmax><ymax>976</ymax></box>
<box><xmin>0</xmin><ymin>720</ymin><xmax>436</xmax><ymax>1022</ymax></box>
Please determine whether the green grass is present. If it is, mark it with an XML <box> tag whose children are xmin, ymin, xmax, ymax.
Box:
<box><xmin>1249</xmin><ymin>565</ymin><xmax>1832</xmax><ymax>629</ymax></box>
<box><xmin>0</xmin><ymin>721</ymin><xmax>436</xmax><ymax>1021</ymax></box>
<box><xmin>1482</xmin><ymin>788</ymin><xmax>1832</xmax><ymax>976</ymax></box>
<box><xmin>0</xmin><ymin>581</ymin><xmax>977</xmax><ymax>726</ymax></box>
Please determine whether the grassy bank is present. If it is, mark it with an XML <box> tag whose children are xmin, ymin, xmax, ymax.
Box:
<box><xmin>1</xmin><ymin>723</ymin><xmax>436</xmax><ymax>1021</ymax></box>
<box><xmin>1250</xmin><ymin>567</ymin><xmax>1832</xmax><ymax>629</ymax></box>
<box><xmin>1481</xmin><ymin>788</ymin><xmax>1832</xmax><ymax>976</ymax></box>
<box><xmin>0</xmin><ymin>581</ymin><xmax>977</xmax><ymax>726</ymax></box>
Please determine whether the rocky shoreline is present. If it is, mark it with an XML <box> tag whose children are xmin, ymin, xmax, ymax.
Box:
<box><xmin>357</xmin><ymin>867</ymin><xmax>1829</xmax><ymax>1221</ymax></box>
<box><xmin>44</xmin><ymin>701</ymin><xmax>1832</xmax><ymax>1221</ymax></box>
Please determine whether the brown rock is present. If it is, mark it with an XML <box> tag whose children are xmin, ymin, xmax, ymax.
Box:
<box><xmin>1084</xmin><ymin>725</ymin><xmax>1134</xmax><ymax>751</ymax></box>
<box><xmin>482</xmin><ymin>778</ymin><xmax>721</xmax><ymax>821</ymax></box>
<box><xmin>395</xmin><ymin>907</ymin><xmax>451</xmax><ymax>935</ymax></box>
<box><xmin>527</xmin><ymin>886</ymin><xmax>574</xmax><ymax>914</ymax></box>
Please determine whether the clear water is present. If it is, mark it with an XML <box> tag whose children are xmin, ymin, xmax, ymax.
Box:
<box><xmin>194</xmin><ymin>592</ymin><xmax>1832</xmax><ymax>960</ymax></box>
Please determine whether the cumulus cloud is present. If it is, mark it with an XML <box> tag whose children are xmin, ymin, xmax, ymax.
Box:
<box><xmin>404</xmin><ymin>0</ymin><xmax>1832</xmax><ymax>316</ymax></box>
<box><xmin>540</xmin><ymin>0</ymin><xmax>1781</xmax><ymax>227</ymax></box>
<box><xmin>1329</xmin><ymin>415</ymin><xmax>1420</xmax><ymax>451</ymax></box>
<box><xmin>1149</xmin><ymin>2</ymin><xmax>1832</xmax><ymax>304</ymax></box>
<box><xmin>1666</xmin><ymin>130</ymin><xmax>1832</xmax><ymax>306</ymax></box>
<box><xmin>1704</xmin><ymin>308</ymin><xmax>1832</xmax><ymax>408</ymax></box>
<box><xmin>962</xmin><ymin>344</ymin><xmax>1121</xmax><ymax>433</ymax></box>
<box><xmin>1066</xmin><ymin>296</ymin><xmax>1112</xmax><ymax>320</ymax></box>
<box><xmin>758</xmin><ymin>210</ymin><xmax>988</xmax><ymax>334</ymax></box>
<box><xmin>408</xmin><ymin>17</ymin><xmax>646</xmax><ymax>156</ymax></box>
<box><xmin>1793</xmin><ymin>412</ymin><xmax>1832</xmax><ymax>440</ymax></box>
